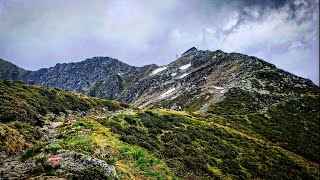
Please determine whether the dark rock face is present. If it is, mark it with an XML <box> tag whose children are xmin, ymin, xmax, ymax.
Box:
<box><xmin>23</xmin><ymin>57</ymin><xmax>142</xmax><ymax>93</ymax></box>
<box><xmin>182</xmin><ymin>47</ymin><xmax>197</xmax><ymax>55</ymax></box>
<box><xmin>0</xmin><ymin>49</ymin><xmax>317</xmax><ymax>112</ymax></box>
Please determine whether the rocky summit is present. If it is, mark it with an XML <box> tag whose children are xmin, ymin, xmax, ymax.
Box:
<box><xmin>0</xmin><ymin>49</ymin><xmax>319</xmax><ymax>179</ymax></box>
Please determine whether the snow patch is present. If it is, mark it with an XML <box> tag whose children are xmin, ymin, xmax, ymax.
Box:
<box><xmin>170</xmin><ymin>95</ymin><xmax>179</xmax><ymax>100</ymax></box>
<box><xmin>171</xmin><ymin>73</ymin><xmax>177</xmax><ymax>76</ymax></box>
<box><xmin>159</xmin><ymin>88</ymin><xmax>176</xmax><ymax>99</ymax></box>
<box><xmin>178</xmin><ymin>73</ymin><xmax>189</xmax><ymax>79</ymax></box>
<box><xmin>151</xmin><ymin>66</ymin><xmax>167</xmax><ymax>75</ymax></box>
<box><xmin>213</xmin><ymin>86</ymin><xmax>224</xmax><ymax>90</ymax></box>
<box><xmin>179</xmin><ymin>63</ymin><xmax>191</xmax><ymax>70</ymax></box>
<box><xmin>213</xmin><ymin>85</ymin><xmax>226</xmax><ymax>93</ymax></box>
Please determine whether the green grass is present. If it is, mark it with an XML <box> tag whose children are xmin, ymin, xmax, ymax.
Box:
<box><xmin>211</xmin><ymin>95</ymin><xmax>320</xmax><ymax>164</ymax></box>
<box><xmin>61</xmin><ymin>135</ymin><xmax>95</xmax><ymax>154</ymax></box>
<box><xmin>0</xmin><ymin>121</ymin><xmax>42</xmax><ymax>154</ymax></box>
<box><xmin>96</xmin><ymin>109</ymin><xmax>320</xmax><ymax>179</ymax></box>
<box><xmin>19</xmin><ymin>144</ymin><xmax>45</xmax><ymax>161</ymax></box>
<box><xmin>208</xmin><ymin>88</ymin><xmax>265</xmax><ymax>114</ymax></box>
<box><xmin>58</xmin><ymin>118</ymin><xmax>177</xmax><ymax>179</ymax></box>
<box><xmin>0</xmin><ymin>80</ymin><xmax>130</xmax><ymax>124</ymax></box>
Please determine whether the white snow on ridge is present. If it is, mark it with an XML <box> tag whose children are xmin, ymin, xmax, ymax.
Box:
<box><xmin>171</xmin><ymin>73</ymin><xmax>177</xmax><ymax>76</ymax></box>
<box><xmin>178</xmin><ymin>73</ymin><xmax>189</xmax><ymax>79</ymax></box>
<box><xmin>213</xmin><ymin>85</ymin><xmax>226</xmax><ymax>93</ymax></box>
<box><xmin>170</xmin><ymin>95</ymin><xmax>179</xmax><ymax>100</ymax></box>
<box><xmin>179</xmin><ymin>63</ymin><xmax>191</xmax><ymax>70</ymax></box>
<box><xmin>151</xmin><ymin>66</ymin><xmax>167</xmax><ymax>75</ymax></box>
<box><xmin>159</xmin><ymin>88</ymin><xmax>176</xmax><ymax>99</ymax></box>
<box><xmin>213</xmin><ymin>86</ymin><xmax>224</xmax><ymax>90</ymax></box>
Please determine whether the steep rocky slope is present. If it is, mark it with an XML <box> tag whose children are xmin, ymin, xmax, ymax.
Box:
<box><xmin>0</xmin><ymin>81</ymin><xmax>319</xmax><ymax>179</ymax></box>
<box><xmin>1</xmin><ymin>48</ymin><xmax>317</xmax><ymax>113</ymax></box>
<box><xmin>128</xmin><ymin>48</ymin><xmax>316</xmax><ymax>112</ymax></box>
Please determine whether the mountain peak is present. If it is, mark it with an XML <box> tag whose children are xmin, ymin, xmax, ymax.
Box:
<box><xmin>81</xmin><ymin>56</ymin><xmax>130</xmax><ymax>67</ymax></box>
<box><xmin>182</xmin><ymin>47</ymin><xmax>197</xmax><ymax>55</ymax></box>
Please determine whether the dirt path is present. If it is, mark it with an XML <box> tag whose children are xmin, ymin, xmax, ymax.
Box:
<box><xmin>0</xmin><ymin>122</ymin><xmax>64</xmax><ymax>179</ymax></box>
<box><xmin>42</xmin><ymin>121</ymin><xmax>63</xmax><ymax>143</ymax></box>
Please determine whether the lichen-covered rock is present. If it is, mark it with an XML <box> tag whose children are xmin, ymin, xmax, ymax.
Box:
<box><xmin>0</xmin><ymin>154</ymin><xmax>36</xmax><ymax>179</ymax></box>
<box><xmin>55</xmin><ymin>150</ymin><xmax>118</xmax><ymax>179</ymax></box>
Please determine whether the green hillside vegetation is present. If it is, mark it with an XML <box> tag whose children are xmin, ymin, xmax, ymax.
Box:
<box><xmin>0</xmin><ymin>80</ymin><xmax>129</xmax><ymax>124</ymax></box>
<box><xmin>213</xmin><ymin>95</ymin><xmax>320</xmax><ymax>163</ymax></box>
<box><xmin>57</xmin><ymin>119</ymin><xmax>177</xmax><ymax>179</ymax></box>
<box><xmin>0</xmin><ymin>59</ymin><xmax>27</xmax><ymax>80</ymax></box>
<box><xmin>0</xmin><ymin>121</ymin><xmax>41</xmax><ymax>154</ymax></box>
<box><xmin>0</xmin><ymin>80</ymin><xmax>319</xmax><ymax>179</ymax></box>
<box><xmin>96</xmin><ymin>108</ymin><xmax>319</xmax><ymax>179</ymax></box>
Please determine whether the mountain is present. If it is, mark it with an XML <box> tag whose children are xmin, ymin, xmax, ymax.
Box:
<box><xmin>1</xmin><ymin>49</ymin><xmax>319</xmax><ymax>178</ymax></box>
<box><xmin>0</xmin><ymin>49</ymin><xmax>317</xmax><ymax>113</ymax></box>
<box><xmin>0</xmin><ymin>80</ymin><xmax>319</xmax><ymax>179</ymax></box>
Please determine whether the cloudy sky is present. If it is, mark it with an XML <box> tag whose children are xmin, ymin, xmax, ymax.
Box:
<box><xmin>0</xmin><ymin>0</ymin><xmax>319</xmax><ymax>84</ymax></box>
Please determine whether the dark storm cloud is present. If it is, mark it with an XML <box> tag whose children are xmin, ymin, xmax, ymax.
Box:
<box><xmin>0</xmin><ymin>0</ymin><xmax>319</xmax><ymax>84</ymax></box>
<box><xmin>209</xmin><ymin>0</ymin><xmax>318</xmax><ymax>33</ymax></box>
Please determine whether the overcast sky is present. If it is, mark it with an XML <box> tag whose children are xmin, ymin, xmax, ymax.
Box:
<box><xmin>0</xmin><ymin>0</ymin><xmax>319</xmax><ymax>84</ymax></box>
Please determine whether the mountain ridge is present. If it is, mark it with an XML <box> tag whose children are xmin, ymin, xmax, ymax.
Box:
<box><xmin>0</xmin><ymin>49</ymin><xmax>317</xmax><ymax>113</ymax></box>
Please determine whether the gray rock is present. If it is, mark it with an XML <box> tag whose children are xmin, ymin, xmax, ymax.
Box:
<box><xmin>56</xmin><ymin>150</ymin><xmax>118</xmax><ymax>179</ymax></box>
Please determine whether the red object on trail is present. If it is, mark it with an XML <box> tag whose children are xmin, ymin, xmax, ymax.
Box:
<box><xmin>49</xmin><ymin>155</ymin><xmax>61</xmax><ymax>166</ymax></box>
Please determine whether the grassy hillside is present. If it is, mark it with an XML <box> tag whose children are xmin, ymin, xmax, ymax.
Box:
<box><xmin>208</xmin><ymin>87</ymin><xmax>320</xmax><ymax>163</ymax></box>
<box><xmin>0</xmin><ymin>80</ymin><xmax>129</xmax><ymax>124</ymax></box>
<box><xmin>95</xmin><ymin>109</ymin><xmax>319</xmax><ymax>179</ymax></box>
<box><xmin>0</xmin><ymin>59</ymin><xmax>27</xmax><ymax>80</ymax></box>
<box><xmin>0</xmin><ymin>80</ymin><xmax>319</xmax><ymax>179</ymax></box>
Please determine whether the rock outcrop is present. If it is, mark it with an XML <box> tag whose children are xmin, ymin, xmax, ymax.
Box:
<box><xmin>56</xmin><ymin>150</ymin><xmax>118</xmax><ymax>179</ymax></box>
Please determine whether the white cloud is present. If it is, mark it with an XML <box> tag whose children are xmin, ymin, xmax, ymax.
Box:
<box><xmin>222</xmin><ymin>12</ymin><xmax>239</xmax><ymax>31</ymax></box>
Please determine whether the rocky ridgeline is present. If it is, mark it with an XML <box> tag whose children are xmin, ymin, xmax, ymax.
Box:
<box><xmin>0</xmin><ymin>48</ymin><xmax>317</xmax><ymax>112</ymax></box>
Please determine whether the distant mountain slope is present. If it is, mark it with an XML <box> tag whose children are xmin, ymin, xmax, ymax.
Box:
<box><xmin>0</xmin><ymin>49</ymin><xmax>317</xmax><ymax>113</ymax></box>
<box><xmin>0</xmin><ymin>59</ymin><xmax>27</xmax><ymax>80</ymax></box>
<box><xmin>0</xmin><ymin>57</ymin><xmax>158</xmax><ymax>100</ymax></box>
